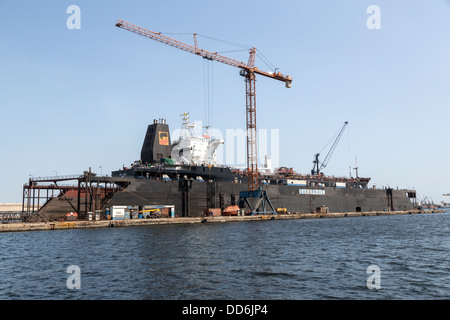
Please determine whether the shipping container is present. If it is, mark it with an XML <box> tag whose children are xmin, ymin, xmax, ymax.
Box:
<box><xmin>287</xmin><ymin>179</ymin><xmax>307</xmax><ymax>186</ymax></box>
<box><xmin>110</xmin><ymin>206</ymin><xmax>127</xmax><ymax>220</ymax></box>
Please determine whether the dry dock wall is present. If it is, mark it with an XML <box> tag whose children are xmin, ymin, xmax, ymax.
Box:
<box><xmin>105</xmin><ymin>180</ymin><xmax>416</xmax><ymax>218</ymax></box>
<box><xmin>0</xmin><ymin>210</ymin><xmax>443</xmax><ymax>233</ymax></box>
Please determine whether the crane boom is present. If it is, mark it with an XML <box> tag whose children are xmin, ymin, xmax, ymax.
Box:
<box><xmin>115</xmin><ymin>19</ymin><xmax>292</xmax><ymax>192</ymax></box>
<box><xmin>115</xmin><ymin>20</ymin><xmax>293</xmax><ymax>86</ymax></box>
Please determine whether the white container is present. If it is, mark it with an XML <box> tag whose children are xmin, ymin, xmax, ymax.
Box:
<box><xmin>110</xmin><ymin>206</ymin><xmax>126</xmax><ymax>220</ymax></box>
<box><xmin>287</xmin><ymin>179</ymin><xmax>307</xmax><ymax>186</ymax></box>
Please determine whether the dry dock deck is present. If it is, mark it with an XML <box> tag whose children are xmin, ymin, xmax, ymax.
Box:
<box><xmin>0</xmin><ymin>209</ymin><xmax>444</xmax><ymax>233</ymax></box>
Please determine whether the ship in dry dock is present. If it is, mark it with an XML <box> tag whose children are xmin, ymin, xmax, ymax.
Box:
<box><xmin>109</xmin><ymin>115</ymin><xmax>417</xmax><ymax>216</ymax></box>
<box><xmin>22</xmin><ymin>114</ymin><xmax>417</xmax><ymax>222</ymax></box>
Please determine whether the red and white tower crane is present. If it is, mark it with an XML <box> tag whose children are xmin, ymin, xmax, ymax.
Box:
<box><xmin>115</xmin><ymin>19</ymin><xmax>292</xmax><ymax>199</ymax></box>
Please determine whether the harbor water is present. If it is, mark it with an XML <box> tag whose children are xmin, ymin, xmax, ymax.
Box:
<box><xmin>0</xmin><ymin>209</ymin><xmax>448</xmax><ymax>300</ymax></box>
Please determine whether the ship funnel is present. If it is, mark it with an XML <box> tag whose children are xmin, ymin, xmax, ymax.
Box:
<box><xmin>141</xmin><ymin>119</ymin><xmax>172</xmax><ymax>164</ymax></box>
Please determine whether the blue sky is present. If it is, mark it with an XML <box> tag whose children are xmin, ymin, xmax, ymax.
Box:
<box><xmin>1</xmin><ymin>0</ymin><xmax>449</xmax><ymax>204</ymax></box>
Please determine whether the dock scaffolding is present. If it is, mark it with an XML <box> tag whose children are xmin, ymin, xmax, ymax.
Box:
<box><xmin>22</xmin><ymin>168</ymin><xmax>129</xmax><ymax>222</ymax></box>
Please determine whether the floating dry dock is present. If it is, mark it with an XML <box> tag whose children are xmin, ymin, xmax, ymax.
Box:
<box><xmin>0</xmin><ymin>209</ymin><xmax>443</xmax><ymax>233</ymax></box>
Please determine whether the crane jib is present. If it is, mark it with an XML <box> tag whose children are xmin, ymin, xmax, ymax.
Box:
<box><xmin>116</xmin><ymin>20</ymin><xmax>292</xmax><ymax>86</ymax></box>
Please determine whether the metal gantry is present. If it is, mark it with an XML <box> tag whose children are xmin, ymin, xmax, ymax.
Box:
<box><xmin>22</xmin><ymin>170</ymin><xmax>127</xmax><ymax>221</ymax></box>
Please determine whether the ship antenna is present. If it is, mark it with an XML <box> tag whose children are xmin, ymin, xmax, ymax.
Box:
<box><xmin>203</xmin><ymin>125</ymin><xmax>211</xmax><ymax>137</ymax></box>
<box><xmin>353</xmin><ymin>156</ymin><xmax>359</xmax><ymax>178</ymax></box>
<box><xmin>180</xmin><ymin>112</ymin><xmax>195</xmax><ymax>137</ymax></box>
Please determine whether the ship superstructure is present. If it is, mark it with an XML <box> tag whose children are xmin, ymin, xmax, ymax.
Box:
<box><xmin>170</xmin><ymin>113</ymin><xmax>224</xmax><ymax>166</ymax></box>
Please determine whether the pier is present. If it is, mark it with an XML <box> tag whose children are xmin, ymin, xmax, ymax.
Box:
<box><xmin>0</xmin><ymin>209</ymin><xmax>444</xmax><ymax>233</ymax></box>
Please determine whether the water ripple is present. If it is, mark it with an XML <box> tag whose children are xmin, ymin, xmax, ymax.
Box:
<box><xmin>0</xmin><ymin>210</ymin><xmax>449</xmax><ymax>299</ymax></box>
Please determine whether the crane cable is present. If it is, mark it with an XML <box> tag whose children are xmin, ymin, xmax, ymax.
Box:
<box><xmin>318</xmin><ymin>126</ymin><xmax>342</xmax><ymax>155</ymax></box>
<box><xmin>159</xmin><ymin>31</ymin><xmax>280</xmax><ymax>130</ymax></box>
<box><xmin>203</xmin><ymin>59</ymin><xmax>214</xmax><ymax>130</ymax></box>
<box><xmin>160</xmin><ymin>32</ymin><xmax>279</xmax><ymax>72</ymax></box>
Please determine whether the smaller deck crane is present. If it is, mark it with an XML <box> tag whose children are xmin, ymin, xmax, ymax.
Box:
<box><xmin>311</xmin><ymin>121</ymin><xmax>348</xmax><ymax>175</ymax></box>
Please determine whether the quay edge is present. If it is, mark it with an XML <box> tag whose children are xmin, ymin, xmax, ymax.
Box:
<box><xmin>0</xmin><ymin>209</ymin><xmax>444</xmax><ymax>233</ymax></box>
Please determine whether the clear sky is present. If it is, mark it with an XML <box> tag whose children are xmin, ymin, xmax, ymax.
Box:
<box><xmin>1</xmin><ymin>0</ymin><xmax>449</xmax><ymax>204</ymax></box>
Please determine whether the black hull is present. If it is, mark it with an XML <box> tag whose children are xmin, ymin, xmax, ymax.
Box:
<box><xmin>106</xmin><ymin>178</ymin><xmax>415</xmax><ymax>217</ymax></box>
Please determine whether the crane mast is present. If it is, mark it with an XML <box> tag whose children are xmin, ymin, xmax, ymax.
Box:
<box><xmin>115</xmin><ymin>19</ymin><xmax>292</xmax><ymax>192</ymax></box>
